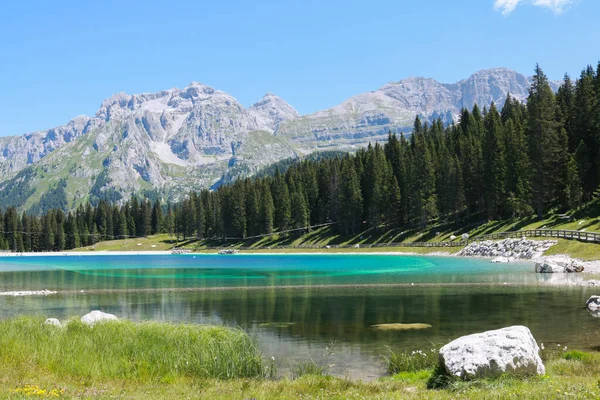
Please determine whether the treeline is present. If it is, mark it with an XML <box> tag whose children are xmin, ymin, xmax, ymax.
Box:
<box><xmin>1</xmin><ymin>63</ymin><xmax>600</xmax><ymax>251</ymax></box>
<box><xmin>0</xmin><ymin>198</ymin><xmax>173</xmax><ymax>252</ymax></box>
<box><xmin>175</xmin><ymin>63</ymin><xmax>600</xmax><ymax>238</ymax></box>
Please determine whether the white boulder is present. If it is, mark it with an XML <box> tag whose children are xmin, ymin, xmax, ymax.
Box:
<box><xmin>439</xmin><ymin>326</ymin><xmax>545</xmax><ymax>380</ymax></box>
<box><xmin>81</xmin><ymin>310</ymin><xmax>118</xmax><ymax>326</ymax></box>
<box><xmin>44</xmin><ymin>318</ymin><xmax>62</xmax><ymax>327</ymax></box>
<box><xmin>461</xmin><ymin>233</ymin><xmax>470</xmax><ymax>240</ymax></box>
<box><xmin>586</xmin><ymin>296</ymin><xmax>600</xmax><ymax>317</ymax></box>
<box><xmin>450</xmin><ymin>235</ymin><xmax>457</xmax><ymax>240</ymax></box>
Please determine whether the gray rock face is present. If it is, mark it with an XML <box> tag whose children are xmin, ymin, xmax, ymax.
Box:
<box><xmin>276</xmin><ymin>68</ymin><xmax>560</xmax><ymax>150</ymax></box>
<box><xmin>439</xmin><ymin>326</ymin><xmax>545</xmax><ymax>380</ymax></box>
<box><xmin>0</xmin><ymin>115</ymin><xmax>91</xmax><ymax>179</ymax></box>
<box><xmin>81</xmin><ymin>310</ymin><xmax>118</xmax><ymax>326</ymax></box>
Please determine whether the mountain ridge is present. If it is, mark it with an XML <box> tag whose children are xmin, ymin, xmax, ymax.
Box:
<box><xmin>0</xmin><ymin>67</ymin><xmax>562</xmax><ymax>212</ymax></box>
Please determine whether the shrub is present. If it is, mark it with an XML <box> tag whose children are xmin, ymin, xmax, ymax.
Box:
<box><xmin>563</xmin><ymin>350</ymin><xmax>593</xmax><ymax>364</ymax></box>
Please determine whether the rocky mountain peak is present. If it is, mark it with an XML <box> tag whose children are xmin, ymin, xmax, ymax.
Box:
<box><xmin>249</xmin><ymin>92</ymin><xmax>300</xmax><ymax>131</ymax></box>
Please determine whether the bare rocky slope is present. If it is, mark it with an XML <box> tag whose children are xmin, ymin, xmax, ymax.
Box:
<box><xmin>0</xmin><ymin>68</ymin><xmax>560</xmax><ymax>212</ymax></box>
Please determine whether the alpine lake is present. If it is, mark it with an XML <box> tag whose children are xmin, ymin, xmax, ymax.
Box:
<box><xmin>1</xmin><ymin>253</ymin><xmax>598</xmax><ymax>380</ymax></box>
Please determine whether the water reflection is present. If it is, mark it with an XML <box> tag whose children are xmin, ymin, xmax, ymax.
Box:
<box><xmin>1</xmin><ymin>285</ymin><xmax>598</xmax><ymax>379</ymax></box>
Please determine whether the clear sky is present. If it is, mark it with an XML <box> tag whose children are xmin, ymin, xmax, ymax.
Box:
<box><xmin>1</xmin><ymin>0</ymin><xmax>598</xmax><ymax>137</ymax></box>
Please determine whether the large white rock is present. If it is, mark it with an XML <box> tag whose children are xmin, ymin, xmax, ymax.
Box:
<box><xmin>81</xmin><ymin>310</ymin><xmax>118</xmax><ymax>326</ymax></box>
<box><xmin>439</xmin><ymin>326</ymin><xmax>545</xmax><ymax>379</ymax></box>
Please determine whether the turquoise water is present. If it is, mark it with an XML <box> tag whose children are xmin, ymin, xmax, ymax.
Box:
<box><xmin>0</xmin><ymin>254</ymin><xmax>595</xmax><ymax>379</ymax></box>
<box><xmin>0</xmin><ymin>254</ymin><xmax>541</xmax><ymax>291</ymax></box>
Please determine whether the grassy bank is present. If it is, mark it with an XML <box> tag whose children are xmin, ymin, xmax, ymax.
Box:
<box><xmin>0</xmin><ymin>317</ymin><xmax>270</xmax><ymax>383</ymax></box>
<box><xmin>2</xmin><ymin>317</ymin><xmax>600</xmax><ymax>398</ymax></box>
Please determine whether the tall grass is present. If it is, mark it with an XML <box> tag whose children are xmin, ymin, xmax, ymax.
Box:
<box><xmin>0</xmin><ymin>316</ymin><xmax>272</xmax><ymax>381</ymax></box>
<box><xmin>291</xmin><ymin>360</ymin><xmax>328</xmax><ymax>379</ymax></box>
<box><xmin>386</xmin><ymin>348</ymin><xmax>438</xmax><ymax>375</ymax></box>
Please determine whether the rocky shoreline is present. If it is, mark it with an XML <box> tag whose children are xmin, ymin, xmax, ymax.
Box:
<box><xmin>457</xmin><ymin>238</ymin><xmax>557</xmax><ymax>260</ymax></box>
<box><xmin>456</xmin><ymin>237</ymin><xmax>600</xmax><ymax>286</ymax></box>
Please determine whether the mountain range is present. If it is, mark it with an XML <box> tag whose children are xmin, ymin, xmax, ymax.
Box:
<box><xmin>0</xmin><ymin>68</ymin><xmax>561</xmax><ymax>212</ymax></box>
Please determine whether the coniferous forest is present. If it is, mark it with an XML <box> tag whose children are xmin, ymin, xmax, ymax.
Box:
<box><xmin>1</xmin><ymin>63</ymin><xmax>600</xmax><ymax>252</ymax></box>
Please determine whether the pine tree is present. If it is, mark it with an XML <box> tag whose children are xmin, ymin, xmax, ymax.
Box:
<box><xmin>527</xmin><ymin>64</ymin><xmax>561</xmax><ymax>217</ymax></box>
<box><xmin>411</xmin><ymin>119</ymin><xmax>438</xmax><ymax>226</ymax></box>
<box><xmin>504</xmin><ymin>119</ymin><xmax>532</xmax><ymax>217</ymax></box>
<box><xmin>482</xmin><ymin>103</ymin><xmax>507</xmax><ymax>219</ymax></box>
<box><xmin>290</xmin><ymin>191</ymin><xmax>308</xmax><ymax>232</ymax></box>
<box><xmin>271</xmin><ymin>170</ymin><xmax>291</xmax><ymax>232</ymax></box>
<box><xmin>66</xmin><ymin>212</ymin><xmax>81</xmax><ymax>249</ymax></box>
<box><xmin>573</xmin><ymin>66</ymin><xmax>597</xmax><ymax>199</ymax></box>
<box><xmin>260</xmin><ymin>181</ymin><xmax>275</xmax><ymax>235</ymax></box>
<box><xmin>164</xmin><ymin>204</ymin><xmax>175</xmax><ymax>237</ymax></box>
<box><xmin>43</xmin><ymin>213</ymin><xmax>55</xmax><ymax>250</ymax></box>
<box><xmin>244</xmin><ymin>181</ymin><xmax>260</xmax><ymax>236</ymax></box>
<box><xmin>0</xmin><ymin>210</ymin><xmax>4</xmax><ymax>250</ymax></box>
<box><xmin>338</xmin><ymin>157</ymin><xmax>363</xmax><ymax>234</ymax></box>
<box><xmin>151</xmin><ymin>199</ymin><xmax>163</xmax><ymax>235</ymax></box>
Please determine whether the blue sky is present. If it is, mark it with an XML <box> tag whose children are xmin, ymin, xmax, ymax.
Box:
<box><xmin>0</xmin><ymin>0</ymin><xmax>598</xmax><ymax>137</ymax></box>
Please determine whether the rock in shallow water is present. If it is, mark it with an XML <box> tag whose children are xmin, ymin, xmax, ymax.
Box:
<box><xmin>370</xmin><ymin>323</ymin><xmax>432</xmax><ymax>331</ymax></box>
<box><xmin>439</xmin><ymin>325</ymin><xmax>545</xmax><ymax>380</ymax></box>
<box><xmin>81</xmin><ymin>310</ymin><xmax>118</xmax><ymax>326</ymax></box>
<box><xmin>535</xmin><ymin>260</ymin><xmax>585</xmax><ymax>273</ymax></box>
<box><xmin>586</xmin><ymin>296</ymin><xmax>600</xmax><ymax>317</ymax></box>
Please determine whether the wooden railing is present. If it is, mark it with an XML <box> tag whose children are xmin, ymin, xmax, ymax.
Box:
<box><xmin>206</xmin><ymin>229</ymin><xmax>600</xmax><ymax>251</ymax></box>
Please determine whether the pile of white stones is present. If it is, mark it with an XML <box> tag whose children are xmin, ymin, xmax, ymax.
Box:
<box><xmin>457</xmin><ymin>238</ymin><xmax>557</xmax><ymax>260</ymax></box>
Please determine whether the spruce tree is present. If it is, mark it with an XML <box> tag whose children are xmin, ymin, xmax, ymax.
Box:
<box><xmin>271</xmin><ymin>170</ymin><xmax>291</xmax><ymax>232</ymax></box>
<box><xmin>482</xmin><ymin>103</ymin><xmax>507</xmax><ymax>218</ymax></box>
<box><xmin>338</xmin><ymin>157</ymin><xmax>363</xmax><ymax>234</ymax></box>
<box><xmin>260</xmin><ymin>181</ymin><xmax>275</xmax><ymax>235</ymax></box>
<box><xmin>527</xmin><ymin>64</ymin><xmax>560</xmax><ymax>217</ymax></box>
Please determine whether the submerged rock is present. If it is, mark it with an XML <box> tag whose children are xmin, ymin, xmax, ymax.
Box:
<box><xmin>586</xmin><ymin>296</ymin><xmax>600</xmax><ymax>318</ymax></box>
<box><xmin>439</xmin><ymin>325</ymin><xmax>545</xmax><ymax>380</ymax></box>
<box><xmin>370</xmin><ymin>323</ymin><xmax>432</xmax><ymax>331</ymax></box>
<box><xmin>44</xmin><ymin>318</ymin><xmax>62</xmax><ymax>327</ymax></box>
<box><xmin>81</xmin><ymin>310</ymin><xmax>118</xmax><ymax>326</ymax></box>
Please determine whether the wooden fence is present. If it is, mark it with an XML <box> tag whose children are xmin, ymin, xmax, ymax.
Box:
<box><xmin>207</xmin><ymin>228</ymin><xmax>600</xmax><ymax>251</ymax></box>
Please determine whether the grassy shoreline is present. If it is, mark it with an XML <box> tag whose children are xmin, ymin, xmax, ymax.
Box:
<box><xmin>2</xmin><ymin>317</ymin><xmax>600</xmax><ymax>399</ymax></box>
<box><xmin>67</xmin><ymin>207</ymin><xmax>600</xmax><ymax>260</ymax></box>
